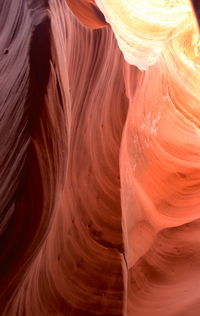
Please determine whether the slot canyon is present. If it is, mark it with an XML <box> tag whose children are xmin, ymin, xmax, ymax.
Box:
<box><xmin>0</xmin><ymin>0</ymin><xmax>200</xmax><ymax>315</ymax></box>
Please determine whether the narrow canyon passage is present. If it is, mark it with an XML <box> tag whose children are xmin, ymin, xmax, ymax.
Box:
<box><xmin>0</xmin><ymin>0</ymin><xmax>200</xmax><ymax>315</ymax></box>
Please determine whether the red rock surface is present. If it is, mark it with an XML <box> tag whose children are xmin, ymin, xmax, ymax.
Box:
<box><xmin>0</xmin><ymin>0</ymin><xmax>200</xmax><ymax>315</ymax></box>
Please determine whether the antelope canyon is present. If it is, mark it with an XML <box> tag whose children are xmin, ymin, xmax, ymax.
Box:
<box><xmin>0</xmin><ymin>0</ymin><xmax>200</xmax><ymax>315</ymax></box>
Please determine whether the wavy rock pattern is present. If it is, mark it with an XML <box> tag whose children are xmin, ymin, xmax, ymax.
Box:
<box><xmin>0</xmin><ymin>0</ymin><xmax>127</xmax><ymax>315</ymax></box>
<box><xmin>96</xmin><ymin>0</ymin><xmax>200</xmax><ymax>315</ymax></box>
<box><xmin>0</xmin><ymin>0</ymin><xmax>200</xmax><ymax>315</ymax></box>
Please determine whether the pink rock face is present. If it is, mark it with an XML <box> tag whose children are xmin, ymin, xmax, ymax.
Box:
<box><xmin>0</xmin><ymin>0</ymin><xmax>200</xmax><ymax>315</ymax></box>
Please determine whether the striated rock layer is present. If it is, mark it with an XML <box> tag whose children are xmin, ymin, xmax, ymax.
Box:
<box><xmin>0</xmin><ymin>0</ymin><xmax>127</xmax><ymax>315</ymax></box>
<box><xmin>0</xmin><ymin>0</ymin><xmax>200</xmax><ymax>315</ymax></box>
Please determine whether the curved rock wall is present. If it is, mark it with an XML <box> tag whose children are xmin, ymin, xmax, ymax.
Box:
<box><xmin>0</xmin><ymin>0</ymin><xmax>200</xmax><ymax>315</ymax></box>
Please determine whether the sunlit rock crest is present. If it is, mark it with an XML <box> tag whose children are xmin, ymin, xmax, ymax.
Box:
<box><xmin>95</xmin><ymin>0</ymin><xmax>200</xmax><ymax>315</ymax></box>
<box><xmin>0</xmin><ymin>0</ymin><xmax>200</xmax><ymax>315</ymax></box>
